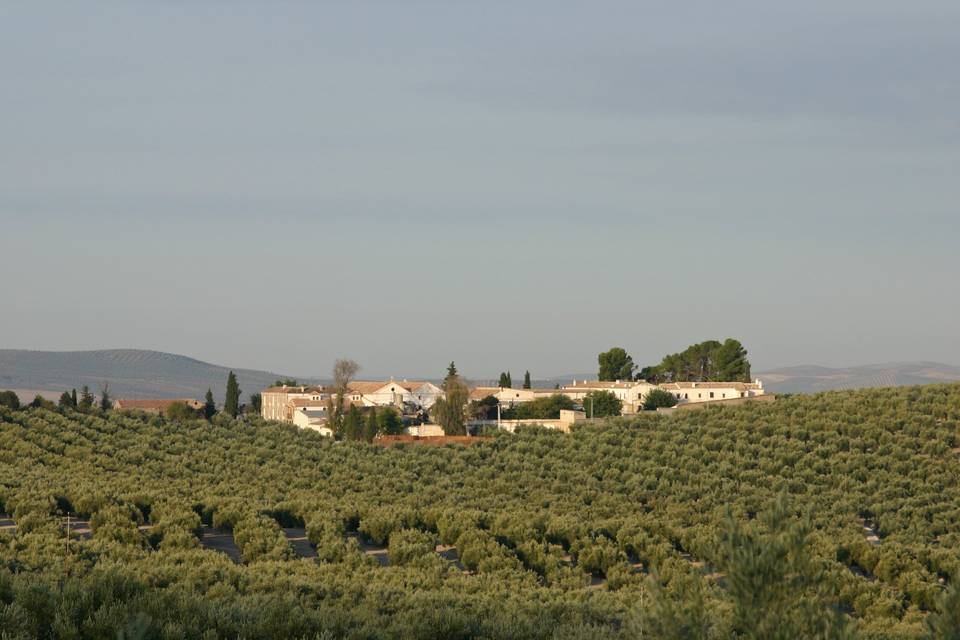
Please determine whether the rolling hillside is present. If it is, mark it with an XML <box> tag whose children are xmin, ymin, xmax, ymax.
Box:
<box><xmin>757</xmin><ymin>361</ymin><xmax>960</xmax><ymax>394</ymax></box>
<box><xmin>0</xmin><ymin>349</ymin><xmax>302</xmax><ymax>402</ymax></box>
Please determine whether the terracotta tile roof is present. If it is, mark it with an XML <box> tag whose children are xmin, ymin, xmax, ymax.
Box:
<box><xmin>470</xmin><ymin>387</ymin><xmax>500</xmax><ymax>401</ymax></box>
<box><xmin>347</xmin><ymin>381</ymin><xmax>388</xmax><ymax>395</ymax></box>
<box><xmin>263</xmin><ymin>385</ymin><xmax>328</xmax><ymax>394</ymax></box>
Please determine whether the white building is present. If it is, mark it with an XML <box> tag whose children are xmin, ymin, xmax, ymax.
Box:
<box><xmin>659</xmin><ymin>380</ymin><xmax>765</xmax><ymax>404</ymax></box>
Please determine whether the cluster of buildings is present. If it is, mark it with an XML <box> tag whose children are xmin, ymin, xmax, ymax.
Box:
<box><xmin>471</xmin><ymin>379</ymin><xmax>764</xmax><ymax>414</ymax></box>
<box><xmin>261</xmin><ymin>377</ymin><xmax>766</xmax><ymax>433</ymax></box>
<box><xmin>260</xmin><ymin>379</ymin><xmax>444</xmax><ymax>433</ymax></box>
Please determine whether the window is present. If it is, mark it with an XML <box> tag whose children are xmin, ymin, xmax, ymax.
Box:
<box><xmin>684</xmin><ymin>393</ymin><xmax>688</xmax><ymax>399</ymax></box>
<box><xmin>709</xmin><ymin>392</ymin><xmax>714</xmax><ymax>398</ymax></box>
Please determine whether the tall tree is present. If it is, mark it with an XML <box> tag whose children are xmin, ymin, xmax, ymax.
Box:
<box><xmin>598</xmin><ymin>347</ymin><xmax>635</xmax><ymax>381</ymax></box>
<box><xmin>433</xmin><ymin>362</ymin><xmax>469</xmax><ymax>435</ymax></box>
<box><xmin>364</xmin><ymin>408</ymin><xmax>379</xmax><ymax>442</ymax></box>
<box><xmin>343</xmin><ymin>404</ymin><xmax>363</xmax><ymax>441</ymax></box>
<box><xmin>78</xmin><ymin>386</ymin><xmax>95</xmax><ymax>412</ymax></box>
<box><xmin>498</xmin><ymin>372</ymin><xmax>512</xmax><ymax>388</ymax></box>
<box><xmin>71</xmin><ymin>388</ymin><xmax>78</xmax><ymax>408</ymax></box>
<box><xmin>325</xmin><ymin>358</ymin><xmax>360</xmax><ymax>438</ymax></box>
<box><xmin>224</xmin><ymin>371</ymin><xmax>241</xmax><ymax>418</ymax></box>
<box><xmin>523</xmin><ymin>371</ymin><xmax>531</xmax><ymax>389</ymax></box>
<box><xmin>714</xmin><ymin>338</ymin><xmax>751</xmax><ymax>382</ymax></box>
<box><xmin>203</xmin><ymin>389</ymin><xmax>216</xmax><ymax>420</ymax></box>
<box><xmin>641</xmin><ymin>338</ymin><xmax>752</xmax><ymax>383</ymax></box>
<box><xmin>99</xmin><ymin>383</ymin><xmax>112</xmax><ymax>412</ymax></box>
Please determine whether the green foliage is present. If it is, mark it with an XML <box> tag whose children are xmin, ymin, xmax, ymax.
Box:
<box><xmin>224</xmin><ymin>371</ymin><xmax>241</xmax><ymax>418</ymax></box>
<box><xmin>377</xmin><ymin>407</ymin><xmax>403</xmax><ymax>436</ymax></box>
<box><xmin>643</xmin><ymin>338</ymin><xmax>752</xmax><ymax>383</ymax></box>
<box><xmin>98</xmin><ymin>383</ymin><xmax>112</xmax><ymax>412</ymax></box>
<box><xmin>0</xmin><ymin>384</ymin><xmax>959</xmax><ymax>637</ymax></box>
<box><xmin>389</xmin><ymin>528</ymin><xmax>438</xmax><ymax>567</ymax></box>
<box><xmin>0</xmin><ymin>391</ymin><xmax>20</xmax><ymax>410</ymax></box>
<box><xmin>166</xmin><ymin>401</ymin><xmax>201</xmax><ymax>422</ymax></box>
<box><xmin>57</xmin><ymin>391</ymin><xmax>74</xmax><ymax>410</ymax></box>
<box><xmin>29</xmin><ymin>396</ymin><xmax>56</xmax><ymax>411</ymax></box>
<box><xmin>598</xmin><ymin>348</ymin><xmax>634</xmax><ymax>381</ymax></box>
<box><xmin>644</xmin><ymin>388</ymin><xmax>679</xmax><ymax>410</ymax></box>
<box><xmin>432</xmin><ymin>363</ymin><xmax>469</xmax><ymax>435</ymax></box>
<box><xmin>203</xmin><ymin>389</ymin><xmax>216</xmax><ymax>420</ymax></box>
<box><xmin>78</xmin><ymin>385</ymin><xmax>95</xmax><ymax>412</ymax></box>
<box><xmin>505</xmin><ymin>394</ymin><xmax>575</xmax><ymax>420</ymax></box>
<box><xmin>523</xmin><ymin>371</ymin><xmax>531</xmax><ymax>389</ymax></box>
<box><xmin>499</xmin><ymin>372</ymin><xmax>512</xmax><ymax>388</ymax></box>
<box><xmin>582</xmin><ymin>390</ymin><xmax>622</xmax><ymax>417</ymax></box>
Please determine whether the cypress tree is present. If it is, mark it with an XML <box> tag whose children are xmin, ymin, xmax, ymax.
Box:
<box><xmin>505</xmin><ymin>372</ymin><xmax>512</xmax><ymax>388</ymax></box>
<box><xmin>364</xmin><ymin>408</ymin><xmax>379</xmax><ymax>442</ymax></box>
<box><xmin>224</xmin><ymin>372</ymin><xmax>241</xmax><ymax>418</ymax></box>
<box><xmin>523</xmin><ymin>371</ymin><xmax>531</xmax><ymax>389</ymax></box>
<box><xmin>203</xmin><ymin>389</ymin><xmax>216</xmax><ymax>420</ymax></box>
<box><xmin>71</xmin><ymin>388</ymin><xmax>78</xmax><ymax>408</ymax></box>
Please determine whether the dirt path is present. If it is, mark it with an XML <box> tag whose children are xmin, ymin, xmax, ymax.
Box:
<box><xmin>347</xmin><ymin>533</ymin><xmax>389</xmax><ymax>566</ymax></box>
<box><xmin>0</xmin><ymin>514</ymin><xmax>14</xmax><ymax>532</ymax></box>
<box><xmin>200</xmin><ymin>526</ymin><xmax>241</xmax><ymax>563</ymax></box>
<box><xmin>435</xmin><ymin>544</ymin><xmax>465</xmax><ymax>570</ymax></box>
<box><xmin>282</xmin><ymin>527</ymin><xmax>317</xmax><ymax>560</ymax></box>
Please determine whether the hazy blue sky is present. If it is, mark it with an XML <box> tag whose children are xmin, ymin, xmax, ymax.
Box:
<box><xmin>2</xmin><ymin>1</ymin><xmax>958</xmax><ymax>379</ymax></box>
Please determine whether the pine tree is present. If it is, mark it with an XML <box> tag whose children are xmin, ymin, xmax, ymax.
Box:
<box><xmin>523</xmin><ymin>371</ymin><xmax>531</xmax><ymax>389</ymax></box>
<box><xmin>224</xmin><ymin>372</ymin><xmax>241</xmax><ymax>418</ymax></box>
<box><xmin>78</xmin><ymin>386</ymin><xmax>95</xmax><ymax>412</ymax></box>
<box><xmin>58</xmin><ymin>391</ymin><xmax>74</xmax><ymax>409</ymax></box>
<box><xmin>203</xmin><ymin>389</ymin><xmax>216</xmax><ymax>420</ymax></box>
<box><xmin>446</xmin><ymin>361</ymin><xmax>458</xmax><ymax>380</ymax></box>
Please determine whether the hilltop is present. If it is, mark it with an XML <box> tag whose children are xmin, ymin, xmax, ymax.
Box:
<box><xmin>0</xmin><ymin>349</ymin><xmax>302</xmax><ymax>402</ymax></box>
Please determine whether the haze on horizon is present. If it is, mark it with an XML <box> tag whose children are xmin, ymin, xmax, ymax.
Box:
<box><xmin>1</xmin><ymin>1</ymin><xmax>958</xmax><ymax>380</ymax></box>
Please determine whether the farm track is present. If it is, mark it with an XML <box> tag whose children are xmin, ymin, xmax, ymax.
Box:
<box><xmin>200</xmin><ymin>526</ymin><xmax>241</xmax><ymax>563</ymax></box>
<box><xmin>282</xmin><ymin>527</ymin><xmax>317</xmax><ymax>560</ymax></box>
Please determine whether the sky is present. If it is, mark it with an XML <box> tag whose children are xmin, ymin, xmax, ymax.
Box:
<box><xmin>1</xmin><ymin>1</ymin><xmax>958</xmax><ymax>379</ymax></box>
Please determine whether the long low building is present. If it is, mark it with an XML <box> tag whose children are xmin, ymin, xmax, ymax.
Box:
<box><xmin>471</xmin><ymin>378</ymin><xmax>765</xmax><ymax>415</ymax></box>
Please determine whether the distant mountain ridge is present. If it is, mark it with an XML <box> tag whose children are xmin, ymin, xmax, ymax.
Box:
<box><xmin>0</xmin><ymin>349</ymin><xmax>304</xmax><ymax>402</ymax></box>
<box><xmin>756</xmin><ymin>361</ymin><xmax>960</xmax><ymax>394</ymax></box>
<box><xmin>2</xmin><ymin>349</ymin><xmax>958</xmax><ymax>402</ymax></box>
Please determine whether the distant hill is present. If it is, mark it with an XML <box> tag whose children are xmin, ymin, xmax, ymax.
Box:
<box><xmin>0</xmin><ymin>349</ymin><xmax>305</xmax><ymax>403</ymax></box>
<box><xmin>756</xmin><ymin>361</ymin><xmax>960</xmax><ymax>394</ymax></box>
